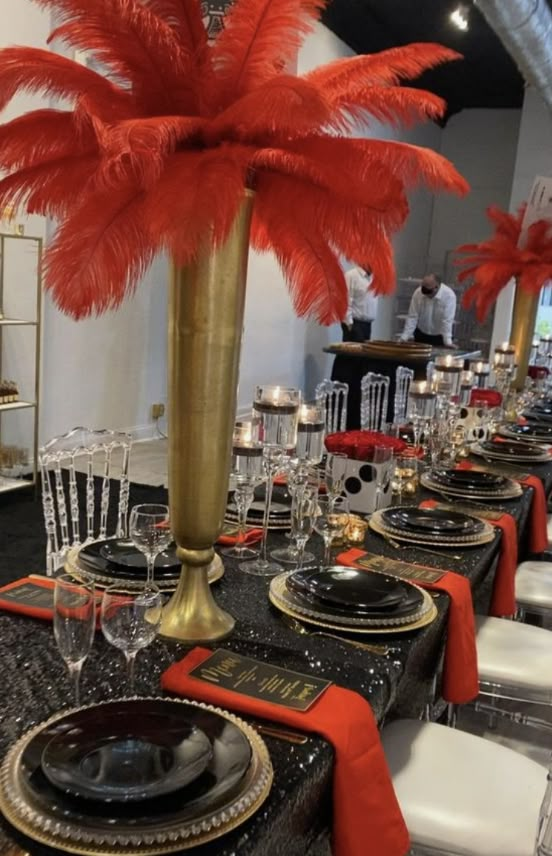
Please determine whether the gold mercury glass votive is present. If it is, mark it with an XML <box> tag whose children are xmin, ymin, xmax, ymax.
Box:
<box><xmin>345</xmin><ymin>515</ymin><xmax>369</xmax><ymax>545</ymax></box>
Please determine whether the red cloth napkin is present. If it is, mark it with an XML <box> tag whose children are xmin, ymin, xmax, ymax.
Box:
<box><xmin>336</xmin><ymin>548</ymin><xmax>478</xmax><ymax>704</ymax></box>
<box><xmin>161</xmin><ymin>647</ymin><xmax>410</xmax><ymax>856</ymax></box>
<box><xmin>216</xmin><ymin>528</ymin><xmax>263</xmax><ymax>546</ymax></box>
<box><xmin>457</xmin><ymin>460</ymin><xmax>548</xmax><ymax>555</ymax></box>
<box><xmin>420</xmin><ymin>498</ymin><xmax>517</xmax><ymax>617</ymax></box>
<box><xmin>0</xmin><ymin>576</ymin><xmax>55</xmax><ymax>621</ymax></box>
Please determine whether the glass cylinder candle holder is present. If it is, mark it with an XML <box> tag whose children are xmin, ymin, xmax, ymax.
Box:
<box><xmin>531</xmin><ymin>338</ymin><xmax>541</xmax><ymax>365</ymax></box>
<box><xmin>253</xmin><ymin>385</ymin><xmax>301</xmax><ymax>450</ymax></box>
<box><xmin>296</xmin><ymin>403</ymin><xmax>325</xmax><ymax>464</ymax></box>
<box><xmin>433</xmin><ymin>360</ymin><xmax>462</xmax><ymax>399</ymax></box>
<box><xmin>470</xmin><ymin>361</ymin><xmax>490</xmax><ymax>389</ymax></box>
<box><xmin>494</xmin><ymin>342</ymin><xmax>516</xmax><ymax>369</ymax></box>
<box><xmin>459</xmin><ymin>370</ymin><xmax>474</xmax><ymax>406</ymax></box>
<box><xmin>407</xmin><ymin>381</ymin><xmax>437</xmax><ymax>420</ymax></box>
<box><xmin>539</xmin><ymin>336</ymin><xmax>552</xmax><ymax>358</ymax></box>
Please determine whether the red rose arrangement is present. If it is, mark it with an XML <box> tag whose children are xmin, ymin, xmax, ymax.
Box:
<box><xmin>325</xmin><ymin>431</ymin><xmax>407</xmax><ymax>461</ymax></box>
<box><xmin>528</xmin><ymin>365</ymin><xmax>550</xmax><ymax>380</ymax></box>
<box><xmin>469</xmin><ymin>389</ymin><xmax>503</xmax><ymax>408</ymax></box>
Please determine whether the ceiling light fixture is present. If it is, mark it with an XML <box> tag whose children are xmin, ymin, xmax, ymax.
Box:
<box><xmin>450</xmin><ymin>4</ymin><xmax>470</xmax><ymax>31</ymax></box>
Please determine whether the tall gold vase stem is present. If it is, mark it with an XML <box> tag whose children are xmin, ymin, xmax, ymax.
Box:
<box><xmin>160</xmin><ymin>191</ymin><xmax>254</xmax><ymax>642</ymax></box>
<box><xmin>509</xmin><ymin>283</ymin><xmax>540</xmax><ymax>389</ymax></box>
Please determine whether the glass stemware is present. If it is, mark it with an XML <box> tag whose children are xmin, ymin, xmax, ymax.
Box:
<box><xmin>314</xmin><ymin>495</ymin><xmax>349</xmax><ymax>567</ymax></box>
<box><xmin>53</xmin><ymin>572</ymin><xmax>96</xmax><ymax>707</ymax></box>
<box><xmin>243</xmin><ymin>386</ymin><xmax>301</xmax><ymax>576</ymax></box>
<box><xmin>325</xmin><ymin>452</ymin><xmax>347</xmax><ymax>501</ymax></box>
<box><xmin>290</xmin><ymin>489</ymin><xmax>317</xmax><ymax>570</ymax></box>
<box><xmin>129</xmin><ymin>504</ymin><xmax>171</xmax><ymax>586</ymax></box>
<box><xmin>372</xmin><ymin>446</ymin><xmax>394</xmax><ymax>511</ymax></box>
<box><xmin>100</xmin><ymin>583</ymin><xmax>163</xmax><ymax>696</ymax></box>
<box><xmin>271</xmin><ymin>462</ymin><xmax>318</xmax><ymax>564</ymax></box>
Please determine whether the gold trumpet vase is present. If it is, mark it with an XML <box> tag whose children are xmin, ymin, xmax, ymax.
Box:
<box><xmin>509</xmin><ymin>281</ymin><xmax>540</xmax><ymax>389</ymax></box>
<box><xmin>159</xmin><ymin>190</ymin><xmax>254</xmax><ymax>642</ymax></box>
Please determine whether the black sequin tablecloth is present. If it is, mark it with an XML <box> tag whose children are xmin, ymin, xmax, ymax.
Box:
<box><xmin>1</xmin><ymin>458</ymin><xmax>551</xmax><ymax>855</ymax></box>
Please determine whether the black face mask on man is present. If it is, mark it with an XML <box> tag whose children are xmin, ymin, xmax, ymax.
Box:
<box><xmin>421</xmin><ymin>285</ymin><xmax>437</xmax><ymax>297</ymax></box>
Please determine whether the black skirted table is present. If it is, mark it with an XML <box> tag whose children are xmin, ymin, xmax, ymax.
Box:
<box><xmin>1</xmin><ymin>460</ymin><xmax>551</xmax><ymax>855</ymax></box>
<box><xmin>325</xmin><ymin>346</ymin><xmax>482</xmax><ymax>429</ymax></box>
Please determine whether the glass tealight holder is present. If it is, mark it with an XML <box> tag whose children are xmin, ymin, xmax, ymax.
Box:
<box><xmin>470</xmin><ymin>361</ymin><xmax>490</xmax><ymax>389</ymax></box>
<box><xmin>296</xmin><ymin>403</ymin><xmax>325</xmax><ymax>465</ymax></box>
<box><xmin>253</xmin><ymin>385</ymin><xmax>301</xmax><ymax>450</ymax></box>
<box><xmin>345</xmin><ymin>515</ymin><xmax>368</xmax><ymax>545</ymax></box>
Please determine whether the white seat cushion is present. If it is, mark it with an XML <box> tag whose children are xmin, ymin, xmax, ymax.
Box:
<box><xmin>382</xmin><ymin>719</ymin><xmax>546</xmax><ymax>856</ymax></box>
<box><xmin>516</xmin><ymin>560</ymin><xmax>552</xmax><ymax>609</ymax></box>
<box><xmin>547</xmin><ymin>513</ymin><xmax>552</xmax><ymax>545</ymax></box>
<box><xmin>476</xmin><ymin>615</ymin><xmax>552</xmax><ymax>694</ymax></box>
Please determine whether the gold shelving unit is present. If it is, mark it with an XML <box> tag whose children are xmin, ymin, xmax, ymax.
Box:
<box><xmin>0</xmin><ymin>232</ymin><xmax>42</xmax><ymax>496</ymax></box>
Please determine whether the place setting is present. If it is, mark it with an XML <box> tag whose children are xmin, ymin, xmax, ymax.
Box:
<box><xmin>470</xmin><ymin>436</ymin><xmax>552</xmax><ymax>464</ymax></box>
<box><xmin>369</xmin><ymin>505</ymin><xmax>495</xmax><ymax>548</ymax></box>
<box><xmin>420</xmin><ymin>466</ymin><xmax>522</xmax><ymax>501</ymax></box>
<box><xmin>498</xmin><ymin>421</ymin><xmax>552</xmax><ymax>444</ymax></box>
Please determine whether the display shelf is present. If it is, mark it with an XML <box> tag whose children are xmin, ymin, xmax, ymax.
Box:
<box><xmin>0</xmin><ymin>400</ymin><xmax>36</xmax><ymax>412</ymax></box>
<box><xmin>0</xmin><ymin>318</ymin><xmax>37</xmax><ymax>326</ymax></box>
<box><xmin>0</xmin><ymin>233</ymin><xmax>42</xmax><ymax>496</ymax></box>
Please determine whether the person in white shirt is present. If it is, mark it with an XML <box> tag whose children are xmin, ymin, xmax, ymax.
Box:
<box><xmin>342</xmin><ymin>266</ymin><xmax>378</xmax><ymax>342</ymax></box>
<box><xmin>400</xmin><ymin>273</ymin><xmax>457</xmax><ymax>348</ymax></box>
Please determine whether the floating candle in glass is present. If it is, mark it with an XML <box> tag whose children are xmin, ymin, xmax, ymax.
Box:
<box><xmin>531</xmin><ymin>337</ymin><xmax>541</xmax><ymax>364</ymax></box>
<box><xmin>253</xmin><ymin>385</ymin><xmax>301</xmax><ymax>450</ymax></box>
<box><xmin>407</xmin><ymin>380</ymin><xmax>437</xmax><ymax>419</ymax></box>
<box><xmin>434</xmin><ymin>355</ymin><xmax>462</xmax><ymax>398</ymax></box>
<box><xmin>296</xmin><ymin>403</ymin><xmax>325</xmax><ymax>464</ymax></box>
<box><xmin>470</xmin><ymin>361</ymin><xmax>490</xmax><ymax>388</ymax></box>
<box><xmin>494</xmin><ymin>342</ymin><xmax>516</xmax><ymax>368</ymax></box>
<box><xmin>459</xmin><ymin>370</ymin><xmax>474</xmax><ymax>405</ymax></box>
<box><xmin>540</xmin><ymin>335</ymin><xmax>552</xmax><ymax>357</ymax></box>
<box><xmin>231</xmin><ymin>420</ymin><xmax>264</xmax><ymax>479</ymax></box>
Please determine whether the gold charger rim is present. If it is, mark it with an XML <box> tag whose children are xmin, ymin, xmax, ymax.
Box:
<box><xmin>269</xmin><ymin>573</ymin><xmax>438</xmax><ymax>635</ymax></box>
<box><xmin>0</xmin><ymin>698</ymin><xmax>272</xmax><ymax>856</ymax></box>
<box><xmin>66</xmin><ymin>546</ymin><xmax>224</xmax><ymax>591</ymax></box>
<box><xmin>369</xmin><ymin>511</ymin><xmax>496</xmax><ymax>547</ymax></box>
<box><xmin>420</xmin><ymin>473</ymin><xmax>523</xmax><ymax>500</ymax></box>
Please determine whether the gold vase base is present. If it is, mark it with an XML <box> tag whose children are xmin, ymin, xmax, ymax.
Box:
<box><xmin>159</xmin><ymin>563</ymin><xmax>235</xmax><ymax>643</ymax></box>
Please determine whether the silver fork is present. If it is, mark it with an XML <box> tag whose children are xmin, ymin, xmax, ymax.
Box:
<box><xmin>282</xmin><ymin>614</ymin><xmax>393</xmax><ymax>655</ymax></box>
<box><xmin>379</xmin><ymin>530</ymin><xmax>463</xmax><ymax>562</ymax></box>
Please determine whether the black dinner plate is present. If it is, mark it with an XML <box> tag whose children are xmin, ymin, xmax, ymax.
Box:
<box><xmin>285</xmin><ymin>571</ymin><xmax>424</xmax><ymax>620</ymax></box>
<box><xmin>381</xmin><ymin>507</ymin><xmax>484</xmax><ymax>536</ymax></box>
<box><xmin>41</xmin><ymin>707</ymin><xmax>213</xmax><ymax>803</ymax></box>
<box><xmin>19</xmin><ymin>700</ymin><xmax>252</xmax><ymax>831</ymax></box>
<box><xmin>79</xmin><ymin>539</ymin><xmax>180</xmax><ymax>580</ymax></box>
<box><xmin>431</xmin><ymin>469</ymin><xmax>506</xmax><ymax>490</ymax></box>
<box><xmin>479</xmin><ymin>439</ymin><xmax>545</xmax><ymax>457</ymax></box>
<box><xmin>503</xmin><ymin>423</ymin><xmax>552</xmax><ymax>441</ymax></box>
<box><xmin>529</xmin><ymin>400</ymin><xmax>552</xmax><ymax>414</ymax></box>
<box><xmin>524</xmin><ymin>409</ymin><xmax>552</xmax><ymax>423</ymax></box>
<box><xmin>287</xmin><ymin>566</ymin><xmax>406</xmax><ymax>610</ymax></box>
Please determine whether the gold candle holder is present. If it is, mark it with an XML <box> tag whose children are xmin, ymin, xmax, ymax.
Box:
<box><xmin>345</xmin><ymin>515</ymin><xmax>368</xmax><ymax>545</ymax></box>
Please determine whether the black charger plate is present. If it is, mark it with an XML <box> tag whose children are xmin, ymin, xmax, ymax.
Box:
<box><xmin>18</xmin><ymin>700</ymin><xmax>252</xmax><ymax>832</ymax></box>
<box><xmin>381</xmin><ymin>507</ymin><xmax>484</xmax><ymax>536</ymax></box>
<box><xmin>502</xmin><ymin>423</ymin><xmax>552</xmax><ymax>442</ymax></box>
<box><xmin>479</xmin><ymin>439</ymin><xmax>545</xmax><ymax>457</ymax></box>
<box><xmin>430</xmin><ymin>469</ymin><xmax>506</xmax><ymax>490</ymax></box>
<box><xmin>287</xmin><ymin>566</ymin><xmax>406</xmax><ymax>611</ymax></box>
<box><xmin>41</xmin><ymin>707</ymin><xmax>212</xmax><ymax>803</ymax></box>
<box><xmin>79</xmin><ymin>539</ymin><xmax>180</xmax><ymax>581</ymax></box>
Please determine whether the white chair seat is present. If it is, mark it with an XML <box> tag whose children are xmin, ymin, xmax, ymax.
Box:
<box><xmin>382</xmin><ymin>719</ymin><xmax>546</xmax><ymax>856</ymax></box>
<box><xmin>547</xmin><ymin>513</ymin><xmax>552</xmax><ymax>546</ymax></box>
<box><xmin>516</xmin><ymin>560</ymin><xmax>552</xmax><ymax>610</ymax></box>
<box><xmin>476</xmin><ymin>615</ymin><xmax>552</xmax><ymax>694</ymax></box>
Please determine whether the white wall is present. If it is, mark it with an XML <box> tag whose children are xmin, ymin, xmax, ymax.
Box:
<box><xmin>492</xmin><ymin>87</ymin><xmax>552</xmax><ymax>350</ymax></box>
<box><xmin>427</xmin><ymin>109</ymin><xmax>520</xmax><ymax>276</ymax></box>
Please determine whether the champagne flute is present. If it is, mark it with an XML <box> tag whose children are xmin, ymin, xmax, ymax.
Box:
<box><xmin>372</xmin><ymin>446</ymin><xmax>394</xmax><ymax>511</ymax></box>
<box><xmin>129</xmin><ymin>504</ymin><xmax>171</xmax><ymax>586</ymax></box>
<box><xmin>53</xmin><ymin>572</ymin><xmax>96</xmax><ymax>707</ymax></box>
<box><xmin>100</xmin><ymin>583</ymin><xmax>163</xmax><ymax>696</ymax></box>
<box><xmin>314</xmin><ymin>496</ymin><xmax>349</xmax><ymax>567</ymax></box>
<box><xmin>291</xmin><ymin>489</ymin><xmax>317</xmax><ymax>569</ymax></box>
<box><xmin>325</xmin><ymin>452</ymin><xmax>347</xmax><ymax>501</ymax></box>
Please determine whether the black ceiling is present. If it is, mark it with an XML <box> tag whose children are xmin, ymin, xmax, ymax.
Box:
<box><xmin>322</xmin><ymin>0</ymin><xmax>533</xmax><ymax>118</ymax></box>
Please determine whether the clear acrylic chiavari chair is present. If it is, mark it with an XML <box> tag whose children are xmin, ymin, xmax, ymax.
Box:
<box><xmin>315</xmin><ymin>379</ymin><xmax>348</xmax><ymax>434</ymax></box>
<box><xmin>360</xmin><ymin>372</ymin><xmax>389</xmax><ymax>432</ymax></box>
<box><xmin>394</xmin><ymin>365</ymin><xmax>414</xmax><ymax>424</ymax></box>
<box><xmin>39</xmin><ymin>427</ymin><xmax>132</xmax><ymax>576</ymax></box>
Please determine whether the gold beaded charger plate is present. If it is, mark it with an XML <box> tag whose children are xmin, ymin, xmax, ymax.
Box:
<box><xmin>420</xmin><ymin>472</ymin><xmax>522</xmax><ymax>500</ymax></box>
<box><xmin>0</xmin><ymin>698</ymin><xmax>272</xmax><ymax>856</ymax></box>
<box><xmin>369</xmin><ymin>509</ymin><xmax>495</xmax><ymax>547</ymax></box>
<box><xmin>66</xmin><ymin>546</ymin><xmax>224</xmax><ymax>592</ymax></box>
<box><xmin>269</xmin><ymin>572</ymin><xmax>437</xmax><ymax>633</ymax></box>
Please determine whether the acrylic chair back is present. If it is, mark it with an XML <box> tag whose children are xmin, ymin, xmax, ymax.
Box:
<box><xmin>394</xmin><ymin>365</ymin><xmax>414</xmax><ymax>424</ymax></box>
<box><xmin>39</xmin><ymin>427</ymin><xmax>132</xmax><ymax>576</ymax></box>
<box><xmin>315</xmin><ymin>379</ymin><xmax>348</xmax><ymax>434</ymax></box>
<box><xmin>360</xmin><ymin>372</ymin><xmax>389</xmax><ymax>432</ymax></box>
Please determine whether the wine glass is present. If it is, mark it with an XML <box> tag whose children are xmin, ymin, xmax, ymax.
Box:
<box><xmin>129</xmin><ymin>504</ymin><xmax>171</xmax><ymax>585</ymax></box>
<box><xmin>290</xmin><ymin>489</ymin><xmax>317</xmax><ymax>570</ymax></box>
<box><xmin>100</xmin><ymin>583</ymin><xmax>163</xmax><ymax>695</ymax></box>
<box><xmin>314</xmin><ymin>496</ymin><xmax>349</xmax><ymax>567</ymax></box>
<box><xmin>53</xmin><ymin>572</ymin><xmax>96</xmax><ymax>707</ymax></box>
<box><xmin>325</xmin><ymin>452</ymin><xmax>347</xmax><ymax>501</ymax></box>
<box><xmin>372</xmin><ymin>446</ymin><xmax>394</xmax><ymax>511</ymax></box>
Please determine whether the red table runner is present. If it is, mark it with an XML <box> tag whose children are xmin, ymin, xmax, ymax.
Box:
<box><xmin>162</xmin><ymin>647</ymin><xmax>410</xmax><ymax>856</ymax></box>
<box><xmin>336</xmin><ymin>548</ymin><xmax>479</xmax><ymax>704</ymax></box>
